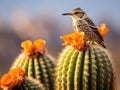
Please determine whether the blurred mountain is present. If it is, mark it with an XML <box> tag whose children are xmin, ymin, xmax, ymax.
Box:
<box><xmin>0</xmin><ymin>26</ymin><xmax>22</xmax><ymax>75</ymax></box>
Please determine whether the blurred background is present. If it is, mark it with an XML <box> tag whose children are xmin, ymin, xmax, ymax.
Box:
<box><xmin>0</xmin><ymin>0</ymin><xmax>120</xmax><ymax>89</ymax></box>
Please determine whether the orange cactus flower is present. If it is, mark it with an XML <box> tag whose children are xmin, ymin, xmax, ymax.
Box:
<box><xmin>34</xmin><ymin>40</ymin><xmax>46</xmax><ymax>54</ymax></box>
<box><xmin>21</xmin><ymin>39</ymin><xmax>46</xmax><ymax>55</ymax></box>
<box><xmin>0</xmin><ymin>67</ymin><xmax>25</xmax><ymax>90</ymax></box>
<box><xmin>61</xmin><ymin>32</ymin><xmax>85</xmax><ymax>50</ymax></box>
<box><xmin>97</xmin><ymin>24</ymin><xmax>109</xmax><ymax>37</ymax></box>
<box><xmin>60</xmin><ymin>34</ymin><xmax>73</xmax><ymax>46</ymax></box>
<box><xmin>21</xmin><ymin>40</ymin><xmax>33</xmax><ymax>54</ymax></box>
<box><xmin>9</xmin><ymin>67</ymin><xmax>25</xmax><ymax>82</ymax></box>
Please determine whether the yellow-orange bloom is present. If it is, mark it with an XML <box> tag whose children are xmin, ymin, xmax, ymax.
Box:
<box><xmin>61</xmin><ymin>32</ymin><xmax>85</xmax><ymax>50</ymax></box>
<box><xmin>97</xmin><ymin>24</ymin><xmax>109</xmax><ymax>37</ymax></box>
<box><xmin>34</xmin><ymin>40</ymin><xmax>46</xmax><ymax>54</ymax></box>
<box><xmin>9</xmin><ymin>67</ymin><xmax>25</xmax><ymax>83</ymax></box>
<box><xmin>0</xmin><ymin>67</ymin><xmax>25</xmax><ymax>90</ymax></box>
<box><xmin>21</xmin><ymin>40</ymin><xmax>33</xmax><ymax>54</ymax></box>
<box><xmin>21</xmin><ymin>39</ymin><xmax>46</xmax><ymax>55</ymax></box>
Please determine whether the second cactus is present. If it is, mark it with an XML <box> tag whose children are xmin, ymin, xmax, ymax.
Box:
<box><xmin>11</xmin><ymin>39</ymin><xmax>55</xmax><ymax>90</ymax></box>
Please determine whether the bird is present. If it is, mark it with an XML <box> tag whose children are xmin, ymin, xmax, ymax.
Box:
<box><xmin>62</xmin><ymin>8</ymin><xmax>106</xmax><ymax>48</ymax></box>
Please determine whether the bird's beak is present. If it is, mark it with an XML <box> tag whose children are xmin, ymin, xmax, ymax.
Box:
<box><xmin>62</xmin><ymin>13</ymin><xmax>72</xmax><ymax>16</ymax></box>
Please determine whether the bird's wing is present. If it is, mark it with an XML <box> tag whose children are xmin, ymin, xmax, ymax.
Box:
<box><xmin>84</xmin><ymin>17</ymin><xmax>104</xmax><ymax>41</ymax></box>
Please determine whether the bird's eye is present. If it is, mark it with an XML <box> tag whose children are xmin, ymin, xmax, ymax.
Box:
<box><xmin>75</xmin><ymin>12</ymin><xmax>80</xmax><ymax>14</ymax></box>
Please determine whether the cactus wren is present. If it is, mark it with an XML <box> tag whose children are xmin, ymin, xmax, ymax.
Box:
<box><xmin>62</xmin><ymin>8</ymin><xmax>106</xmax><ymax>48</ymax></box>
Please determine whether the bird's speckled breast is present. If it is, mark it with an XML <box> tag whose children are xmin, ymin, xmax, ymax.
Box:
<box><xmin>73</xmin><ymin>19</ymin><xmax>98</xmax><ymax>41</ymax></box>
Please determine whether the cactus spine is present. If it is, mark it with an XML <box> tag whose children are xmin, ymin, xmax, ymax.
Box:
<box><xmin>13</xmin><ymin>78</ymin><xmax>45</xmax><ymax>90</ymax></box>
<box><xmin>11</xmin><ymin>40</ymin><xmax>55</xmax><ymax>90</ymax></box>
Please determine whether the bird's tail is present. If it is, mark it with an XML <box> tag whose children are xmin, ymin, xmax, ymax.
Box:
<box><xmin>97</xmin><ymin>41</ymin><xmax>107</xmax><ymax>48</ymax></box>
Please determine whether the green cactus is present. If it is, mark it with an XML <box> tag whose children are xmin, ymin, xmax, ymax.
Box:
<box><xmin>57</xmin><ymin>31</ymin><xmax>114</xmax><ymax>90</ymax></box>
<box><xmin>56</xmin><ymin>46</ymin><xmax>114</xmax><ymax>90</ymax></box>
<box><xmin>10</xmin><ymin>40</ymin><xmax>55</xmax><ymax>90</ymax></box>
<box><xmin>13</xmin><ymin>78</ymin><xmax>45</xmax><ymax>90</ymax></box>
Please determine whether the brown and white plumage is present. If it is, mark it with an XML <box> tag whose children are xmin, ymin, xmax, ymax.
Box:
<box><xmin>62</xmin><ymin>8</ymin><xmax>106</xmax><ymax>48</ymax></box>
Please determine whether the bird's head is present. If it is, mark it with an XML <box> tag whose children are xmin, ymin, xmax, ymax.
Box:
<box><xmin>62</xmin><ymin>8</ymin><xmax>86</xmax><ymax>20</ymax></box>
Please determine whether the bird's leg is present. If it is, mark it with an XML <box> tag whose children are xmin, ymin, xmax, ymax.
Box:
<box><xmin>84</xmin><ymin>40</ymin><xmax>90</xmax><ymax>50</ymax></box>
